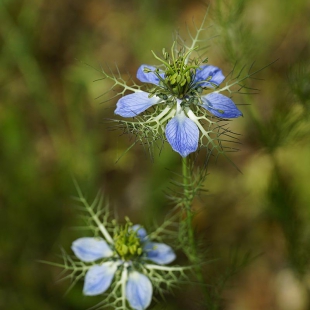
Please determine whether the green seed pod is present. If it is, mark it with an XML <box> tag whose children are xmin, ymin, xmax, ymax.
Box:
<box><xmin>129</xmin><ymin>245</ymin><xmax>137</xmax><ymax>255</ymax></box>
<box><xmin>122</xmin><ymin>244</ymin><xmax>128</xmax><ymax>255</ymax></box>
<box><xmin>171</xmin><ymin>73</ymin><xmax>178</xmax><ymax>81</ymax></box>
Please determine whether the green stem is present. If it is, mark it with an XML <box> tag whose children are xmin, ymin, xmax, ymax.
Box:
<box><xmin>182</xmin><ymin>157</ymin><xmax>216</xmax><ymax>309</ymax></box>
<box><xmin>182</xmin><ymin>158</ymin><xmax>195</xmax><ymax>258</ymax></box>
<box><xmin>182</xmin><ymin>158</ymin><xmax>199</xmax><ymax>265</ymax></box>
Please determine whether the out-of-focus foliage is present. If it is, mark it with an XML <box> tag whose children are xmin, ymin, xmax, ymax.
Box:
<box><xmin>0</xmin><ymin>0</ymin><xmax>310</xmax><ymax>309</ymax></box>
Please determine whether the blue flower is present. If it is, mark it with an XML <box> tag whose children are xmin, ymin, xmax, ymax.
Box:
<box><xmin>115</xmin><ymin>64</ymin><xmax>242</xmax><ymax>157</ymax></box>
<box><xmin>71</xmin><ymin>225</ymin><xmax>176</xmax><ymax>310</ymax></box>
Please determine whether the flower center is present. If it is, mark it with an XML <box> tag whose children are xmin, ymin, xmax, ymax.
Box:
<box><xmin>114</xmin><ymin>223</ymin><xmax>143</xmax><ymax>260</ymax></box>
<box><xmin>163</xmin><ymin>57</ymin><xmax>193</xmax><ymax>98</ymax></box>
<box><xmin>148</xmin><ymin>45</ymin><xmax>208</xmax><ymax>105</ymax></box>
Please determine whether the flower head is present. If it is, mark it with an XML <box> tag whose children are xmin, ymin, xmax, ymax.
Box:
<box><xmin>115</xmin><ymin>47</ymin><xmax>242</xmax><ymax>157</ymax></box>
<box><xmin>71</xmin><ymin>222</ymin><xmax>176</xmax><ymax>310</ymax></box>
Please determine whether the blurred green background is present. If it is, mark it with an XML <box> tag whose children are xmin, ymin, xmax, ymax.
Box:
<box><xmin>1</xmin><ymin>0</ymin><xmax>310</xmax><ymax>309</ymax></box>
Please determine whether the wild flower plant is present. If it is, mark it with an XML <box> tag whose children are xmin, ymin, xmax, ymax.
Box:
<box><xmin>46</xmin><ymin>184</ymin><xmax>189</xmax><ymax>310</ymax></box>
<box><xmin>47</xmin><ymin>6</ymin><xmax>268</xmax><ymax>310</ymax></box>
<box><xmin>71</xmin><ymin>221</ymin><xmax>176</xmax><ymax>306</ymax></box>
<box><xmin>104</xmin><ymin>13</ymin><xmax>268</xmax><ymax>308</ymax></box>
<box><xmin>114</xmin><ymin>55</ymin><xmax>242</xmax><ymax>157</ymax></box>
<box><xmin>103</xmin><ymin>11</ymin><xmax>267</xmax><ymax>161</ymax></box>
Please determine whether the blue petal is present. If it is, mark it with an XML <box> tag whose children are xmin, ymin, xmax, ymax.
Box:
<box><xmin>165</xmin><ymin>113</ymin><xmax>199</xmax><ymax>157</ymax></box>
<box><xmin>71</xmin><ymin>238</ymin><xmax>113</xmax><ymax>262</ymax></box>
<box><xmin>136</xmin><ymin>64</ymin><xmax>164</xmax><ymax>85</ymax></box>
<box><xmin>115</xmin><ymin>91</ymin><xmax>160</xmax><ymax>117</ymax></box>
<box><xmin>126</xmin><ymin>271</ymin><xmax>152</xmax><ymax>310</ymax></box>
<box><xmin>144</xmin><ymin>242</ymin><xmax>176</xmax><ymax>265</ymax></box>
<box><xmin>132</xmin><ymin>225</ymin><xmax>147</xmax><ymax>242</ymax></box>
<box><xmin>83</xmin><ymin>262</ymin><xmax>118</xmax><ymax>296</ymax></box>
<box><xmin>194</xmin><ymin>65</ymin><xmax>225</xmax><ymax>88</ymax></box>
<box><xmin>202</xmin><ymin>93</ymin><xmax>243</xmax><ymax>118</ymax></box>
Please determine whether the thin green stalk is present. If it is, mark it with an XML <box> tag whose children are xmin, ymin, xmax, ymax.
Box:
<box><xmin>182</xmin><ymin>158</ymin><xmax>195</xmax><ymax>258</ymax></box>
<box><xmin>182</xmin><ymin>157</ymin><xmax>216</xmax><ymax>309</ymax></box>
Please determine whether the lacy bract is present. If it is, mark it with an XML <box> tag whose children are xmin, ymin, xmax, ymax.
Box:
<box><xmin>71</xmin><ymin>223</ymin><xmax>176</xmax><ymax>310</ymax></box>
<box><xmin>115</xmin><ymin>48</ymin><xmax>242</xmax><ymax>157</ymax></box>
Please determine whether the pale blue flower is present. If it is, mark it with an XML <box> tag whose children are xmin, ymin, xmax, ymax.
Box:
<box><xmin>115</xmin><ymin>64</ymin><xmax>242</xmax><ymax>157</ymax></box>
<box><xmin>126</xmin><ymin>271</ymin><xmax>153</xmax><ymax>310</ymax></box>
<box><xmin>71</xmin><ymin>225</ymin><xmax>176</xmax><ymax>310</ymax></box>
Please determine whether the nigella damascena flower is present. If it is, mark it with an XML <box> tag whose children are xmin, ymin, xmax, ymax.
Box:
<box><xmin>114</xmin><ymin>49</ymin><xmax>242</xmax><ymax>157</ymax></box>
<box><xmin>71</xmin><ymin>223</ymin><xmax>176</xmax><ymax>310</ymax></box>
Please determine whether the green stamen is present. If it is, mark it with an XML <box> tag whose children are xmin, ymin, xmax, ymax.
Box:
<box><xmin>114</xmin><ymin>221</ymin><xmax>143</xmax><ymax>260</ymax></box>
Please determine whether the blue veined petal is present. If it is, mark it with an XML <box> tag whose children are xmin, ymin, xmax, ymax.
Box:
<box><xmin>126</xmin><ymin>271</ymin><xmax>152</xmax><ymax>310</ymax></box>
<box><xmin>83</xmin><ymin>262</ymin><xmax>118</xmax><ymax>296</ymax></box>
<box><xmin>202</xmin><ymin>93</ymin><xmax>243</xmax><ymax>118</ymax></box>
<box><xmin>115</xmin><ymin>91</ymin><xmax>160</xmax><ymax>117</ymax></box>
<box><xmin>194</xmin><ymin>65</ymin><xmax>225</xmax><ymax>88</ymax></box>
<box><xmin>136</xmin><ymin>64</ymin><xmax>164</xmax><ymax>85</ymax></box>
<box><xmin>165</xmin><ymin>112</ymin><xmax>199</xmax><ymax>157</ymax></box>
<box><xmin>132</xmin><ymin>224</ymin><xmax>147</xmax><ymax>242</ymax></box>
<box><xmin>144</xmin><ymin>242</ymin><xmax>176</xmax><ymax>265</ymax></box>
<box><xmin>71</xmin><ymin>237</ymin><xmax>113</xmax><ymax>262</ymax></box>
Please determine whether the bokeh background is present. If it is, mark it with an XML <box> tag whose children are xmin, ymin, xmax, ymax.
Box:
<box><xmin>1</xmin><ymin>0</ymin><xmax>310</xmax><ymax>309</ymax></box>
